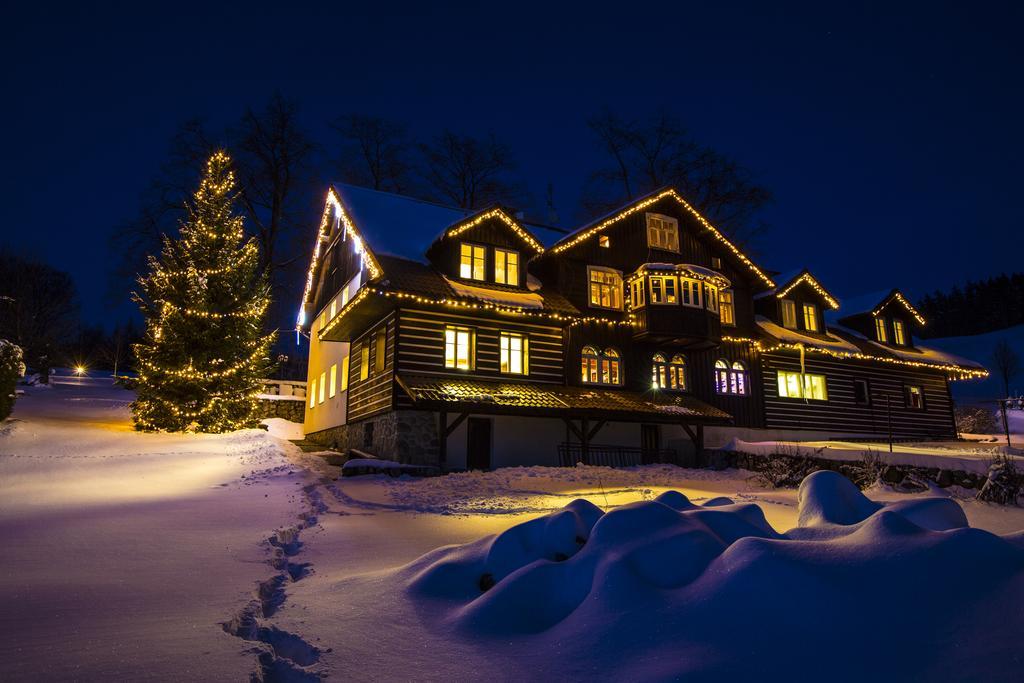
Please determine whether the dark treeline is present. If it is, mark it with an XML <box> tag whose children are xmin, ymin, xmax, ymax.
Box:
<box><xmin>917</xmin><ymin>273</ymin><xmax>1024</xmax><ymax>339</ymax></box>
<box><xmin>0</xmin><ymin>250</ymin><xmax>141</xmax><ymax>378</ymax></box>
<box><xmin>111</xmin><ymin>97</ymin><xmax>773</xmax><ymax>336</ymax></box>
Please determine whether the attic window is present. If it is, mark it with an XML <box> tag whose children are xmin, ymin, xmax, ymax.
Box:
<box><xmin>599</xmin><ymin>235</ymin><xmax>610</xmax><ymax>248</ymax></box>
<box><xmin>802</xmin><ymin>303</ymin><xmax>819</xmax><ymax>332</ymax></box>
<box><xmin>875</xmin><ymin>317</ymin><xmax>888</xmax><ymax>342</ymax></box>
<box><xmin>494</xmin><ymin>248</ymin><xmax>519</xmax><ymax>286</ymax></box>
<box><xmin>646</xmin><ymin>213</ymin><xmax>679</xmax><ymax>252</ymax></box>
<box><xmin>893</xmin><ymin>319</ymin><xmax>907</xmax><ymax>345</ymax></box>
<box><xmin>781</xmin><ymin>299</ymin><xmax>797</xmax><ymax>329</ymax></box>
<box><xmin>459</xmin><ymin>243</ymin><xmax>486</xmax><ymax>281</ymax></box>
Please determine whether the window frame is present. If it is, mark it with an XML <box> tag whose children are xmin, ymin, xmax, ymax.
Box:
<box><xmin>329</xmin><ymin>363</ymin><xmax>338</xmax><ymax>397</ymax></box>
<box><xmin>719</xmin><ymin>289</ymin><xmax>735</xmax><ymax>326</ymax></box>
<box><xmin>645</xmin><ymin>213</ymin><xmax>680</xmax><ymax>252</ymax></box>
<box><xmin>494</xmin><ymin>248</ymin><xmax>520</xmax><ymax>286</ymax></box>
<box><xmin>581</xmin><ymin>346</ymin><xmax>622</xmax><ymax>386</ymax></box>
<box><xmin>588</xmin><ymin>266</ymin><xmax>624</xmax><ymax>310</ymax></box>
<box><xmin>705</xmin><ymin>284</ymin><xmax>719</xmax><ymax>313</ymax></box>
<box><xmin>680</xmin><ymin>277</ymin><xmax>702</xmax><ymax>308</ymax></box>
<box><xmin>905</xmin><ymin>384</ymin><xmax>925</xmax><ymax>410</ymax></box>
<box><xmin>340</xmin><ymin>354</ymin><xmax>350</xmax><ymax>391</ymax></box>
<box><xmin>776</xmin><ymin>370</ymin><xmax>828</xmax><ymax>401</ymax></box>
<box><xmin>802</xmin><ymin>302</ymin><xmax>820</xmax><ymax>332</ymax></box>
<box><xmin>893</xmin><ymin>318</ymin><xmax>907</xmax><ymax>346</ymax></box>
<box><xmin>359</xmin><ymin>343</ymin><xmax>370</xmax><ymax>380</ymax></box>
<box><xmin>649</xmin><ymin>274</ymin><xmax>678</xmax><ymax>305</ymax></box>
<box><xmin>374</xmin><ymin>330</ymin><xmax>387</xmax><ymax>373</ymax></box>
<box><xmin>444</xmin><ymin>325</ymin><xmax>475</xmax><ymax>371</ymax></box>
<box><xmin>853</xmin><ymin>378</ymin><xmax>871</xmax><ymax>406</ymax></box>
<box><xmin>653</xmin><ymin>352</ymin><xmax>687</xmax><ymax>391</ymax></box>
<box><xmin>781</xmin><ymin>299</ymin><xmax>797</xmax><ymax>329</ymax></box>
<box><xmin>629</xmin><ymin>279</ymin><xmax>646</xmax><ymax>309</ymax></box>
<box><xmin>459</xmin><ymin>242</ymin><xmax>487</xmax><ymax>281</ymax></box>
<box><xmin>499</xmin><ymin>331</ymin><xmax>529</xmax><ymax>375</ymax></box>
<box><xmin>598</xmin><ymin>235</ymin><xmax>610</xmax><ymax>248</ymax></box>
<box><xmin>318</xmin><ymin>371</ymin><xmax>326</xmax><ymax>404</ymax></box>
<box><xmin>875</xmin><ymin>316</ymin><xmax>888</xmax><ymax>343</ymax></box>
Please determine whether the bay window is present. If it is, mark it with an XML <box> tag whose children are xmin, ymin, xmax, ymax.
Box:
<box><xmin>589</xmin><ymin>267</ymin><xmax>623</xmax><ymax>310</ymax></box>
<box><xmin>680</xmin><ymin>277</ymin><xmax>702</xmax><ymax>308</ymax></box>
<box><xmin>649</xmin><ymin>275</ymin><xmax>677</xmax><ymax>304</ymax></box>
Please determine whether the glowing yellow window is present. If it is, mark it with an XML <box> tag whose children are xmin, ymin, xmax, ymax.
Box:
<box><xmin>318</xmin><ymin>372</ymin><xmax>326</xmax><ymax>404</ymax></box>
<box><xmin>780</xmin><ymin>299</ymin><xmax>797</xmax><ymax>329</ymax></box>
<box><xmin>893</xmin><ymin>319</ymin><xmax>906</xmax><ymax>345</ymax></box>
<box><xmin>599</xmin><ymin>235</ymin><xmax>610</xmax><ymax>248</ymax></box>
<box><xmin>494</xmin><ymin>249</ymin><xmax>519</xmax><ymax>286</ymax></box>
<box><xmin>499</xmin><ymin>332</ymin><xmax>528</xmax><ymax>374</ymax></box>
<box><xmin>444</xmin><ymin>326</ymin><xmax>474</xmax><ymax>370</ymax></box>
<box><xmin>719</xmin><ymin>290</ymin><xmax>735</xmax><ymax>325</ymax></box>
<box><xmin>803</xmin><ymin>303</ymin><xmax>819</xmax><ymax>332</ymax></box>
<box><xmin>777</xmin><ymin>371</ymin><xmax>828</xmax><ymax>400</ymax></box>
<box><xmin>340</xmin><ymin>355</ymin><xmax>350</xmax><ymax>391</ymax></box>
<box><xmin>360</xmin><ymin>344</ymin><xmax>369</xmax><ymax>380</ymax></box>
<box><xmin>875</xmin><ymin>317</ymin><xmax>888</xmax><ymax>342</ymax></box>
<box><xmin>309</xmin><ymin>378</ymin><xmax>316</xmax><ymax>409</ymax></box>
<box><xmin>329</xmin><ymin>364</ymin><xmax>337</xmax><ymax>397</ymax></box>
<box><xmin>459</xmin><ymin>243</ymin><xmax>486</xmax><ymax>281</ymax></box>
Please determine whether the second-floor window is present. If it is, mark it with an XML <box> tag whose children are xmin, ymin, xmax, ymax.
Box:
<box><xmin>499</xmin><ymin>331</ymin><xmax>528</xmax><ymax>374</ymax></box>
<box><xmin>459</xmin><ymin>243</ymin><xmax>486</xmax><ymax>281</ymax></box>
<box><xmin>680</xmin><ymin>277</ymin><xmax>702</xmax><ymax>308</ymax></box>
<box><xmin>646</xmin><ymin>213</ymin><xmax>679</xmax><ymax>252</ymax></box>
<box><xmin>705</xmin><ymin>284</ymin><xmax>719</xmax><ymax>313</ymax></box>
<box><xmin>781</xmin><ymin>299</ymin><xmax>797</xmax><ymax>329</ymax></box>
<box><xmin>875</xmin><ymin>317</ymin><xmax>888</xmax><ymax>342</ymax></box>
<box><xmin>803</xmin><ymin>303</ymin><xmax>819</xmax><ymax>332</ymax></box>
<box><xmin>374</xmin><ymin>330</ymin><xmax>386</xmax><ymax>373</ymax></box>
<box><xmin>494</xmin><ymin>248</ymin><xmax>519</xmax><ymax>286</ymax></box>
<box><xmin>629</xmin><ymin>279</ymin><xmax>646</xmax><ymax>309</ymax></box>
<box><xmin>649</xmin><ymin>275</ymin><xmax>677</xmax><ymax>304</ymax></box>
<box><xmin>581</xmin><ymin>346</ymin><xmax>621</xmax><ymax>385</ymax></box>
<box><xmin>444</xmin><ymin>326</ymin><xmax>475</xmax><ymax>370</ymax></box>
<box><xmin>359</xmin><ymin>343</ymin><xmax>370</xmax><ymax>380</ymax></box>
<box><xmin>719</xmin><ymin>289</ymin><xmax>735</xmax><ymax>325</ymax></box>
<box><xmin>893</xmin><ymin>319</ymin><xmax>906</xmax><ymax>345</ymax></box>
<box><xmin>906</xmin><ymin>384</ymin><xmax>924</xmax><ymax>409</ymax></box>
<box><xmin>589</xmin><ymin>267</ymin><xmax>623</xmax><ymax>310</ymax></box>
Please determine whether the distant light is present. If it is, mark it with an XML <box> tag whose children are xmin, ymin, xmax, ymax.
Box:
<box><xmin>651</xmin><ymin>381</ymin><xmax>659</xmax><ymax>390</ymax></box>
<box><xmin>74</xmin><ymin>365</ymin><xmax>87</xmax><ymax>376</ymax></box>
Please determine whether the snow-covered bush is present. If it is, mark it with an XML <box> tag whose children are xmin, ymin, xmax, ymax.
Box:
<box><xmin>976</xmin><ymin>454</ymin><xmax>1022</xmax><ymax>505</ymax></box>
<box><xmin>753</xmin><ymin>445</ymin><xmax>822</xmax><ymax>488</ymax></box>
<box><xmin>0</xmin><ymin>339</ymin><xmax>25</xmax><ymax>420</ymax></box>
<box><xmin>955</xmin><ymin>404</ymin><xmax>998</xmax><ymax>434</ymax></box>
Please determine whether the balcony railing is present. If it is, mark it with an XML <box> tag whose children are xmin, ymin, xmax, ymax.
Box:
<box><xmin>557</xmin><ymin>442</ymin><xmax>678</xmax><ymax>467</ymax></box>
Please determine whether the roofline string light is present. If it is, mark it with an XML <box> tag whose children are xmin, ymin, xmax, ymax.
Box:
<box><xmin>296</xmin><ymin>188</ymin><xmax>383</xmax><ymax>330</ymax></box>
<box><xmin>549</xmin><ymin>189</ymin><xmax>776</xmax><ymax>289</ymax></box>
<box><xmin>721</xmin><ymin>336</ymin><xmax>986</xmax><ymax>380</ymax></box>
<box><xmin>873</xmin><ymin>291</ymin><xmax>926</xmax><ymax>325</ymax></box>
<box><xmin>775</xmin><ymin>272</ymin><xmax>840</xmax><ymax>310</ymax></box>
<box><xmin>443</xmin><ymin>208</ymin><xmax>546</xmax><ymax>254</ymax></box>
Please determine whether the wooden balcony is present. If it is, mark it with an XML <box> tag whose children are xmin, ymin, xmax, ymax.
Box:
<box><xmin>632</xmin><ymin>304</ymin><xmax>722</xmax><ymax>348</ymax></box>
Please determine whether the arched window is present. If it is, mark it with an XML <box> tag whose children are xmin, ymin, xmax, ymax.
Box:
<box><xmin>581</xmin><ymin>345</ymin><xmax>600</xmax><ymax>384</ymax></box>
<box><xmin>715</xmin><ymin>359</ymin><xmax>748</xmax><ymax>395</ymax></box>
<box><xmin>653</xmin><ymin>353</ymin><xmax>687</xmax><ymax>390</ymax></box>
<box><xmin>582</xmin><ymin>346</ymin><xmax>622</xmax><ymax>385</ymax></box>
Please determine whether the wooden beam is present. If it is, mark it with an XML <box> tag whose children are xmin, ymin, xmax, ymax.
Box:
<box><xmin>437</xmin><ymin>410</ymin><xmax>447</xmax><ymax>471</ymax></box>
<box><xmin>444</xmin><ymin>411</ymin><xmax>470</xmax><ymax>437</ymax></box>
<box><xmin>563</xmin><ymin>418</ymin><xmax>584</xmax><ymax>442</ymax></box>
<box><xmin>680</xmin><ymin>423</ymin><xmax>697</xmax><ymax>442</ymax></box>
<box><xmin>586</xmin><ymin>420</ymin><xmax>606</xmax><ymax>442</ymax></box>
<box><xmin>581</xmin><ymin>417</ymin><xmax>589</xmax><ymax>466</ymax></box>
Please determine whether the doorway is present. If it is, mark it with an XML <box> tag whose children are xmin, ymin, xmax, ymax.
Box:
<box><xmin>466</xmin><ymin>417</ymin><xmax>492</xmax><ymax>470</ymax></box>
<box><xmin>641</xmin><ymin>424</ymin><xmax>661</xmax><ymax>464</ymax></box>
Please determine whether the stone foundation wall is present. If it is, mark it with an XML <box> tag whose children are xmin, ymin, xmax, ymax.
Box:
<box><xmin>257</xmin><ymin>398</ymin><xmax>305</xmax><ymax>423</ymax></box>
<box><xmin>305</xmin><ymin>409</ymin><xmax>440</xmax><ymax>464</ymax></box>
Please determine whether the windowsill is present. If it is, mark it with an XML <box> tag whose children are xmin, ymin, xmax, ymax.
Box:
<box><xmin>646</xmin><ymin>245</ymin><xmax>681</xmax><ymax>254</ymax></box>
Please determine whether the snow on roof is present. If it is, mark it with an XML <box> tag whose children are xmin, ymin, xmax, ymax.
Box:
<box><xmin>332</xmin><ymin>183</ymin><xmax>474</xmax><ymax>261</ymax></box>
<box><xmin>826</xmin><ymin>289</ymin><xmax>892</xmax><ymax>323</ymax></box>
<box><xmin>833</xmin><ymin>323</ymin><xmax>986</xmax><ymax>371</ymax></box>
<box><xmin>444</xmin><ymin>277</ymin><xmax>545</xmax><ymax>309</ymax></box>
<box><xmin>756</xmin><ymin>316</ymin><xmax>862</xmax><ymax>353</ymax></box>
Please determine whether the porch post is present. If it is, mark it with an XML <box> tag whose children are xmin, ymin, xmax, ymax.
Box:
<box><xmin>581</xmin><ymin>417</ymin><xmax>589</xmax><ymax>466</ymax></box>
<box><xmin>438</xmin><ymin>410</ymin><xmax>447</xmax><ymax>471</ymax></box>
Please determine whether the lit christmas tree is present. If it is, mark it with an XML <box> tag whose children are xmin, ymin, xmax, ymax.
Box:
<box><xmin>131</xmin><ymin>150</ymin><xmax>273</xmax><ymax>432</ymax></box>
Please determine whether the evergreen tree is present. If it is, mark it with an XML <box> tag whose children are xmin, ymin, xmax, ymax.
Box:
<box><xmin>131</xmin><ymin>151</ymin><xmax>273</xmax><ymax>432</ymax></box>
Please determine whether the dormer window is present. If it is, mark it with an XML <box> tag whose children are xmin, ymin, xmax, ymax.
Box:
<box><xmin>459</xmin><ymin>243</ymin><xmax>486</xmax><ymax>281</ymax></box>
<box><xmin>802</xmin><ymin>303</ymin><xmax>819</xmax><ymax>332</ymax></box>
<box><xmin>781</xmin><ymin>299</ymin><xmax>797</xmax><ymax>329</ymax></box>
<box><xmin>893</xmin><ymin>319</ymin><xmax>906</xmax><ymax>345</ymax></box>
<box><xmin>494</xmin><ymin>248</ymin><xmax>519</xmax><ymax>286</ymax></box>
<box><xmin>646</xmin><ymin>213</ymin><xmax>679</xmax><ymax>252</ymax></box>
<box><xmin>874</xmin><ymin>317</ymin><xmax>888</xmax><ymax>342</ymax></box>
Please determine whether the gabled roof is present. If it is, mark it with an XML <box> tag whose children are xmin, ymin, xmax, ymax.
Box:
<box><xmin>430</xmin><ymin>207</ymin><xmax>547</xmax><ymax>256</ymax></box>
<box><xmin>754</xmin><ymin>269</ymin><xmax>840</xmax><ymax>309</ymax></box>
<box><xmin>547</xmin><ymin>187</ymin><xmax>776</xmax><ymax>288</ymax></box>
<box><xmin>829</xmin><ymin>288</ymin><xmax>926</xmax><ymax>325</ymax></box>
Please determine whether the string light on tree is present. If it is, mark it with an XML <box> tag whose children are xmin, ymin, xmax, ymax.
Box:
<box><xmin>131</xmin><ymin>150</ymin><xmax>273</xmax><ymax>433</ymax></box>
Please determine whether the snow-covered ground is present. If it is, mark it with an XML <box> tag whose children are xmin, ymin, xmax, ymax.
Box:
<box><xmin>3</xmin><ymin>376</ymin><xmax>1023</xmax><ymax>680</ymax></box>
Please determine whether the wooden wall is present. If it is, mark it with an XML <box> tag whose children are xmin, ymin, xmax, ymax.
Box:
<box><xmin>395</xmin><ymin>307</ymin><xmax>564</xmax><ymax>383</ymax></box>
<box><xmin>346</xmin><ymin>312</ymin><xmax>395</xmax><ymax>422</ymax></box>
<box><xmin>760</xmin><ymin>351</ymin><xmax>956</xmax><ymax>438</ymax></box>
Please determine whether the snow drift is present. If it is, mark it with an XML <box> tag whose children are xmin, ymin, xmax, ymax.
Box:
<box><xmin>387</xmin><ymin>471</ymin><xmax>1024</xmax><ymax>680</ymax></box>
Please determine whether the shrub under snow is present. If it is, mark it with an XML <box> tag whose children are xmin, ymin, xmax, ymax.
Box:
<box><xmin>0</xmin><ymin>339</ymin><xmax>25</xmax><ymax>420</ymax></box>
<box><xmin>956</xmin><ymin>404</ymin><xmax>999</xmax><ymax>434</ymax></box>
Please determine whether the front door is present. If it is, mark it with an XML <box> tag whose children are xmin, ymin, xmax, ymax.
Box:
<box><xmin>641</xmin><ymin>424</ymin><xmax>661</xmax><ymax>464</ymax></box>
<box><xmin>466</xmin><ymin>418</ymin><xmax>492</xmax><ymax>470</ymax></box>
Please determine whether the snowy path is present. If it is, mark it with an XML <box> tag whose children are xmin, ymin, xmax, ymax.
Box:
<box><xmin>0</xmin><ymin>377</ymin><xmax>324</xmax><ymax>680</ymax></box>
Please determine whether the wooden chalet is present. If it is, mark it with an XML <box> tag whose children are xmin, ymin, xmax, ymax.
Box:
<box><xmin>295</xmin><ymin>185</ymin><xmax>987</xmax><ymax>469</ymax></box>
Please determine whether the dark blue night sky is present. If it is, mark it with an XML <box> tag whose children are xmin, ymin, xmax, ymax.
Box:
<box><xmin>5</xmin><ymin>1</ymin><xmax>1021</xmax><ymax>328</ymax></box>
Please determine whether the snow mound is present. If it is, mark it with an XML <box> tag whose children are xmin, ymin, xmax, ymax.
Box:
<box><xmin>261</xmin><ymin>417</ymin><xmax>304</xmax><ymax>441</ymax></box>
<box><xmin>387</xmin><ymin>473</ymin><xmax>1024</xmax><ymax>678</ymax></box>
